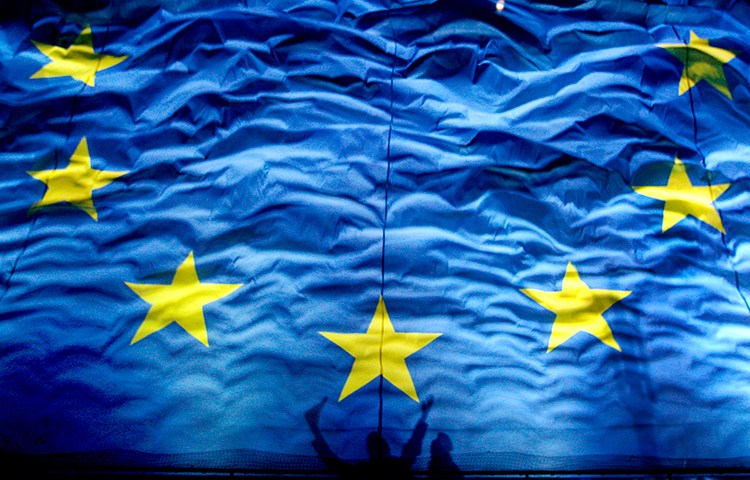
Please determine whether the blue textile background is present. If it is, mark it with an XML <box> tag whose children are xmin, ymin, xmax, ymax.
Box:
<box><xmin>1</xmin><ymin>0</ymin><xmax>750</xmax><ymax>475</ymax></box>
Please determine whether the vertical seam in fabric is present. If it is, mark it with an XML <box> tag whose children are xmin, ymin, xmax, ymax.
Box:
<box><xmin>381</xmin><ymin>48</ymin><xmax>395</xmax><ymax>296</ymax></box>
<box><xmin>378</xmin><ymin>14</ymin><xmax>398</xmax><ymax>438</ymax></box>
<box><xmin>671</xmin><ymin>26</ymin><xmax>750</xmax><ymax>316</ymax></box>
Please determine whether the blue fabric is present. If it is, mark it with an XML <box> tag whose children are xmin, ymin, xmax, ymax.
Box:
<box><xmin>1</xmin><ymin>0</ymin><xmax>750</xmax><ymax>475</ymax></box>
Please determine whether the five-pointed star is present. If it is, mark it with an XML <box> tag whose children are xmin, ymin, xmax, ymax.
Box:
<box><xmin>633</xmin><ymin>157</ymin><xmax>730</xmax><ymax>233</ymax></box>
<box><xmin>658</xmin><ymin>30</ymin><xmax>738</xmax><ymax>99</ymax></box>
<box><xmin>30</xmin><ymin>26</ymin><xmax>127</xmax><ymax>86</ymax></box>
<box><xmin>521</xmin><ymin>263</ymin><xmax>631</xmax><ymax>353</ymax></box>
<box><xmin>27</xmin><ymin>137</ymin><xmax>128</xmax><ymax>221</ymax></box>
<box><xmin>320</xmin><ymin>296</ymin><xmax>441</xmax><ymax>402</ymax></box>
<box><xmin>126</xmin><ymin>252</ymin><xmax>242</xmax><ymax>347</ymax></box>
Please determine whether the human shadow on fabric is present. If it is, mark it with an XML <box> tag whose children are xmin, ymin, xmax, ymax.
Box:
<box><xmin>305</xmin><ymin>395</ymin><xmax>446</xmax><ymax>479</ymax></box>
<box><xmin>428</xmin><ymin>431</ymin><xmax>463</xmax><ymax>479</ymax></box>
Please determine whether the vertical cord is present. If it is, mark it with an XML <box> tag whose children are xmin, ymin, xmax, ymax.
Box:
<box><xmin>377</xmin><ymin>10</ymin><xmax>398</xmax><ymax>445</ymax></box>
<box><xmin>669</xmin><ymin>26</ymin><xmax>750</xmax><ymax>316</ymax></box>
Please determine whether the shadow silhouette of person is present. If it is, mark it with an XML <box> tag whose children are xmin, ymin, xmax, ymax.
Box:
<box><xmin>305</xmin><ymin>395</ymin><xmax>434</xmax><ymax>479</ymax></box>
<box><xmin>429</xmin><ymin>431</ymin><xmax>463</xmax><ymax>479</ymax></box>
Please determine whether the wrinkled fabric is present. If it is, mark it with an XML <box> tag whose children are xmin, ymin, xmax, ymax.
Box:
<box><xmin>1</xmin><ymin>0</ymin><xmax>750</xmax><ymax>476</ymax></box>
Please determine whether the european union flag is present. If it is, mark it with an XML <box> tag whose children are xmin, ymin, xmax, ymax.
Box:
<box><xmin>2</xmin><ymin>0</ymin><xmax>750</xmax><ymax>477</ymax></box>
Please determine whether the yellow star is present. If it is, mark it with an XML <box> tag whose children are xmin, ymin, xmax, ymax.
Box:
<box><xmin>521</xmin><ymin>263</ymin><xmax>630</xmax><ymax>353</ymax></box>
<box><xmin>633</xmin><ymin>157</ymin><xmax>730</xmax><ymax>233</ymax></box>
<box><xmin>126</xmin><ymin>252</ymin><xmax>242</xmax><ymax>347</ymax></box>
<box><xmin>658</xmin><ymin>30</ymin><xmax>738</xmax><ymax>99</ymax></box>
<box><xmin>320</xmin><ymin>296</ymin><xmax>441</xmax><ymax>402</ymax></box>
<box><xmin>27</xmin><ymin>137</ymin><xmax>128</xmax><ymax>221</ymax></box>
<box><xmin>30</xmin><ymin>26</ymin><xmax>127</xmax><ymax>86</ymax></box>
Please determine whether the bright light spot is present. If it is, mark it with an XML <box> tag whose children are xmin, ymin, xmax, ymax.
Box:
<box><xmin>496</xmin><ymin>0</ymin><xmax>505</xmax><ymax>11</ymax></box>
